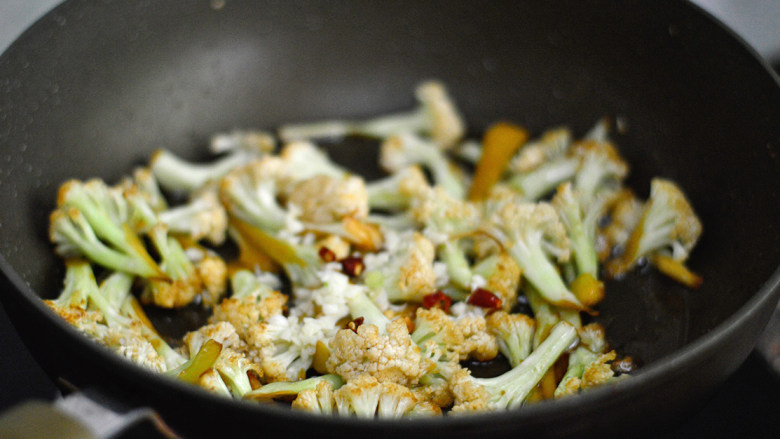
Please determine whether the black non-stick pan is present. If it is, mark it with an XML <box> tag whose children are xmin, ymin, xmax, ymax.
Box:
<box><xmin>0</xmin><ymin>0</ymin><xmax>778</xmax><ymax>437</ymax></box>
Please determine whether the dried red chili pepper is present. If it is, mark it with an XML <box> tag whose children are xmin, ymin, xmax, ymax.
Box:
<box><xmin>318</xmin><ymin>246</ymin><xmax>337</xmax><ymax>262</ymax></box>
<box><xmin>344</xmin><ymin>316</ymin><xmax>365</xmax><ymax>333</ymax></box>
<box><xmin>467</xmin><ymin>288</ymin><xmax>502</xmax><ymax>310</ymax></box>
<box><xmin>340</xmin><ymin>256</ymin><xmax>365</xmax><ymax>277</ymax></box>
<box><xmin>422</xmin><ymin>290</ymin><xmax>452</xmax><ymax>313</ymax></box>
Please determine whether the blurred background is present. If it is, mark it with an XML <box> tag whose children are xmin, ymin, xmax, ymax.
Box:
<box><xmin>0</xmin><ymin>0</ymin><xmax>778</xmax><ymax>437</ymax></box>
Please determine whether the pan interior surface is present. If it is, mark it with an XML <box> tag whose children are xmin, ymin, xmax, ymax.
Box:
<box><xmin>0</xmin><ymin>0</ymin><xmax>778</xmax><ymax>437</ymax></box>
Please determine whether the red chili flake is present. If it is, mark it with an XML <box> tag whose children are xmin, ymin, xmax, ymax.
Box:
<box><xmin>318</xmin><ymin>246</ymin><xmax>337</xmax><ymax>262</ymax></box>
<box><xmin>341</xmin><ymin>256</ymin><xmax>365</xmax><ymax>277</ymax></box>
<box><xmin>422</xmin><ymin>290</ymin><xmax>452</xmax><ymax>313</ymax></box>
<box><xmin>467</xmin><ymin>288</ymin><xmax>502</xmax><ymax>310</ymax></box>
<box><xmin>344</xmin><ymin>317</ymin><xmax>365</xmax><ymax>333</ymax></box>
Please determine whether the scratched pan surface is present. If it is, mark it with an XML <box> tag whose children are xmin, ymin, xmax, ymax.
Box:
<box><xmin>0</xmin><ymin>0</ymin><xmax>778</xmax><ymax>437</ymax></box>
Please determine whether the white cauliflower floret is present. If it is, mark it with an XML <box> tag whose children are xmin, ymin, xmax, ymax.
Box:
<box><xmin>247</xmin><ymin>314</ymin><xmax>339</xmax><ymax>382</ymax></box>
<box><xmin>287</xmin><ymin>174</ymin><xmax>369</xmax><ymax>223</ymax></box>
<box><xmin>486</xmin><ymin>311</ymin><xmax>536</xmax><ymax>367</ymax></box>
<box><xmin>326</xmin><ymin>319</ymin><xmax>427</xmax><ymax>386</ymax></box>
<box><xmin>159</xmin><ymin>187</ymin><xmax>228</xmax><ymax>245</ymax></box>
<box><xmin>291</xmin><ymin>267</ymin><xmax>367</xmax><ymax>321</ymax></box>
<box><xmin>508</xmin><ymin>127</ymin><xmax>572</xmax><ymax>174</ymax></box>
<box><xmin>410</xmin><ymin>186</ymin><xmax>481</xmax><ymax>244</ymax></box>
<box><xmin>366</xmin><ymin>165</ymin><xmax>431</xmax><ymax>211</ymax></box>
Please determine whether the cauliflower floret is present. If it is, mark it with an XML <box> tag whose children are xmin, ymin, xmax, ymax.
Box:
<box><xmin>606</xmin><ymin>178</ymin><xmax>702</xmax><ymax>281</ymax></box>
<box><xmin>448</xmin><ymin>322</ymin><xmax>577</xmax><ymax>413</ymax></box>
<box><xmin>293</xmin><ymin>374</ymin><xmax>438</xmax><ymax>418</ymax></box>
<box><xmin>288</xmin><ymin>174</ymin><xmax>369</xmax><ymax>223</ymax></box>
<box><xmin>411</xmin><ymin>307</ymin><xmax>496</xmax><ymax>363</ymax></box>
<box><xmin>412</xmin><ymin>375</ymin><xmax>455</xmax><ymax>409</ymax></box>
<box><xmin>198</xmin><ymin>368</ymin><xmax>233</xmax><ymax>397</ymax></box>
<box><xmin>601</xmin><ymin>189</ymin><xmax>644</xmax><ymax>258</ymax></box>
<box><xmin>366</xmin><ymin>165</ymin><xmax>431</xmax><ymax>211</ymax></box>
<box><xmin>326</xmin><ymin>319</ymin><xmax>427</xmax><ymax>386</ymax></box>
<box><xmin>472</xmin><ymin>252</ymin><xmax>522</xmax><ymax>311</ymax></box>
<box><xmin>508</xmin><ymin>127</ymin><xmax>572</xmax><ymax>174</ymax></box>
<box><xmin>411</xmin><ymin>307</ymin><xmax>464</xmax><ymax>363</ymax></box>
<box><xmin>46</xmin><ymin>298</ymin><xmax>166</xmax><ymax>373</ymax></box>
<box><xmin>484</xmin><ymin>201</ymin><xmax>585</xmax><ymax>310</ymax></box>
<box><xmin>192</xmin><ymin>251</ymin><xmax>228</xmax><ymax>307</ymax></box>
<box><xmin>335</xmin><ymin>375</ymin><xmax>421</xmax><ymax>418</ymax></box>
<box><xmin>290</xmin><ymin>267</ymin><xmax>366</xmax><ymax>321</ymax></box>
<box><xmin>486</xmin><ymin>311</ymin><xmax>535</xmax><ymax>367</ymax></box>
<box><xmin>209</xmin><ymin>270</ymin><xmax>288</xmax><ymax>338</ymax></box>
<box><xmin>183</xmin><ymin>321</ymin><xmax>246</xmax><ymax>356</ymax></box>
<box><xmin>457</xmin><ymin>314</ymin><xmax>499</xmax><ymax>362</ymax></box>
<box><xmin>410</xmin><ymin>186</ymin><xmax>480</xmax><ymax>244</ymax></box>
<box><xmin>247</xmin><ymin>314</ymin><xmax>339</xmax><ymax>382</ymax></box>
<box><xmin>363</xmin><ymin>231</ymin><xmax>437</xmax><ymax>303</ymax></box>
<box><xmin>159</xmin><ymin>187</ymin><xmax>228</xmax><ymax>245</ymax></box>
<box><xmin>581</xmin><ymin>351</ymin><xmax>617</xmax><ymax>389</ymax></box>
<box><xmin>102</xmin><ymin>325</ymin><xmax>167</xmax><ymax>372</ymax></box>
<box><xmin>213</xmin><ymin>347</ymin><xmax>263</xmax><ymax>396</ymax></box>
<box><xmin>292</xmin><ymin>379</ymin><xmax>337</xmax><ymax>415</ymax></box>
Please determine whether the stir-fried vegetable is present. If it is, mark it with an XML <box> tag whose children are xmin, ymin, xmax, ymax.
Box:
<box><xmin>44</xmin><ymin>80</ymin><xmax>702</xmax><ymax>418</ymax></box>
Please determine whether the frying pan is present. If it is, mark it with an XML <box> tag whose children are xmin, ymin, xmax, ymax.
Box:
<box><xmin>0</xmin><ymin>0</ymin><xmax>778</xmax><ymax>437</ymax></box>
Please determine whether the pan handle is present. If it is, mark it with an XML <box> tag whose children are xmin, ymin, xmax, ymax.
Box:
<box><xmin>0</xmin><ymin>389</ymin><xmax>180</xmax><ymax>439</ymax></box>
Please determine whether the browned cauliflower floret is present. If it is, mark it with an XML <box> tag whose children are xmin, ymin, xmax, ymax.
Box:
<box><xmin>472</xmin><ymin>252</ymin><xmax>522</xmax><ymax>311</ymax></box>
<box><xmin>193</xmin><ymin>251</ymin><xmax>228</xmax><ymax>307</ymax></box>
<box><xmin>288</xmin><ymin>174</ymin><xmax>369</xmax><ymax>223</ymax></box>
<box><xmin>209</xmin><ymin>270</ymin><xmax>288</xmax><ymax>339</ymax></box>
<box><xmin>581</xmin><ymin>351</ymin><xmax>617</xmax><ymax>389</ymax></box>
<box><xmin>411</xmin><ymin>307</ymin><xmax>497</xmax><ymax>362</ymax></box>
<box><xmin>458</xmin><ymin>315</ymin><xmax>499</xmax><ymax>362</ymax></box>
<box><xmin>363</xmin><ymin>231</ymin><xmax>437</xmax><ymax>303</ymax></box>
<box><xmin>411</xmin><ymin>307</ymin><xmax>464</xmax><ymax>363</ymax></box>
<box><xmin>411</xmin><ymin>376</ymin><xmax>455</xmax><ymax>409</ymax></box>
<box><xmin>555</xmin><ymin>349</ymin><xmax>619</xmax><ymax>398</ymax></box>
<box><xmin>326</xmin><ymin>319</ymin><xmax>427</xmax><ymax>386</ymax></box>
<box><xmin>601</xmin><ymin>189</ymin><xmax>644</xmax><ymax>258</ymax></box>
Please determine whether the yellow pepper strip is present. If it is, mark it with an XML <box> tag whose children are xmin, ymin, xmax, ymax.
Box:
<box><xmin>177</xmin><ymin>339</ymin><xmax>222</xmax><ymax>384</ymax></box>
<box><xmin>652</xmin><ymin>254</ymin><xmax>703</xmax><ymax>289</ymax></box>
<box><xmin>570</xmin><ymin>273</ymin><xmax>606</xmax><ymax>307</ymax></box>
<box><xmin>312</xmin><ymin>340</ymin><xmax>331</xmax><ymax>375</ymax></box>
<box><xmin>467</xmin><ymin>122</ymin><xmax>529</xmax><ymax>201</ymax></box>
<box><xmin>226</xmin><ymin>217</ymin><xmax>285</xmax><ymax>274</ymax></box>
